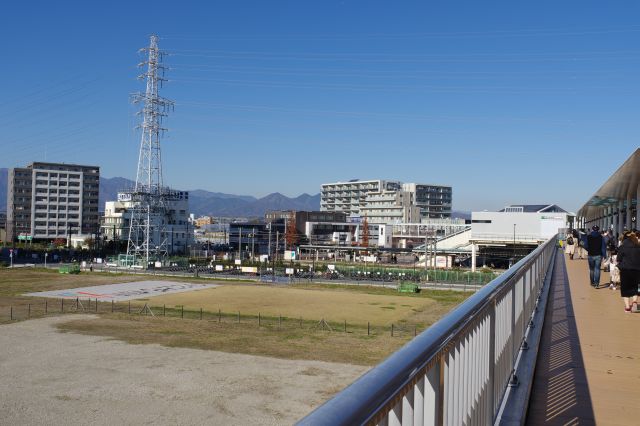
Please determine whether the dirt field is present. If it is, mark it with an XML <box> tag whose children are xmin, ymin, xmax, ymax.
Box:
<box><xmin>132</xmin><ymin>284</ymin><xmax>435</xmax><ymax>326</ymax></box>
<box><xmin>0</xmin><ymin>316</ymin><xmax>368</xmax><ymax>425</ymax></box>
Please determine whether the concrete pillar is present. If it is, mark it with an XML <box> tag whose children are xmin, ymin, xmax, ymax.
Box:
<box><xmin>618</xmin><ymin>200</ymin><xmax>625</xmax><ymax>236</ymax></box>
<box><xmin>471</xmin><ymin>243</ymin><xmax>477</xmax><ymax>273</ymax></box>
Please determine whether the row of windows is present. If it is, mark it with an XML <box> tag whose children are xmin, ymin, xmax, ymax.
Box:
<box><xmin>36</xmin><ymin>172</ymin><xmax>81</xmax><ymax>178</ymax></box>
<box><xmin>35</xmin><ymin>220</ymin><xmax>79</xmax><ymax>227</ymax></box>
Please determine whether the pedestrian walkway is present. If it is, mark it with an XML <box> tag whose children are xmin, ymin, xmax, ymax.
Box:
<box><xmin>527</xmin><ymin>253</ymin><xmax>639</xmax><ymax>425</ymax></box>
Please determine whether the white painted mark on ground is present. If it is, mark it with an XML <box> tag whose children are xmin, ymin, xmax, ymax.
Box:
<box><xmin>25</xmin><ymin>281</ymin><xmax>219</xmax><ymax>302</ymax></box>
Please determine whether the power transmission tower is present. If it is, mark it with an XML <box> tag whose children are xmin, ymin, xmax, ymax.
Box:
<box><xmin>126</xmin><ymin>34</ymin><xmax>174</xmax><ymax>266</ymax></box>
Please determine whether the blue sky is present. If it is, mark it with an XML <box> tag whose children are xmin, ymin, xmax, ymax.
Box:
<box><xmin>1</xmin><ymin>1</ymin><xmax>639</xmax><ymax>212</ymax></box>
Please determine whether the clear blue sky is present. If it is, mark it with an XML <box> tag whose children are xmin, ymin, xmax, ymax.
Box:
<box><xmin>1</xmin><ymin>1</ymin><xmax>639</xmax><ymax>212</ymax></box>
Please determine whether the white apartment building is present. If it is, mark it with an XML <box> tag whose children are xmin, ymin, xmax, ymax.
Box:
<box><xmin>6</xmin><ymin>162</ymin><xmax>100</xmax><ymax>242</ymax></box>
<box><xmin>101</xmin><ymin>191</ymin><xmax>192</xmax><ymax>254</ymax></box>
<box><xmin>320</xmin><ymin>179</ymin><xmax>402</xmax><ymax>216</ymax></box>
<box><xmin>320</xmin><ymin>179</ymin><xmax>452</xmax><ymax>224</ymax></box>
<box><xmin>359</xmin><ymin>190</ymin><xmax>421</xmax><ymax>224</ymax></box>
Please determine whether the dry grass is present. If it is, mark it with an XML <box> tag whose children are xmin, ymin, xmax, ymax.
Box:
<box><xmin>1</xmin><ymin>268</ymin><xmax>471</xmax><ymax>364</ymax></box>
<box><xmin>131</xmin><ymin>284</ymin><xmax>438</xmax><ymax>326</ymax></box>
<box><xmin>56</xmin><ymin>313</ymin><xmax>414</xmax><ymax>365</ymax></box>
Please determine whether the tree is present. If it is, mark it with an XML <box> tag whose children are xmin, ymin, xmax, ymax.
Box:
<box><xmin>83</xmin><ymin>237</ymin><xmax>95</xmax><ymax>250</ymax></box>
<box><xmin>361</xmin><ymin>215</ymin><xmax>370</xmax><ymax>249</ymax></box>
<box><xmin>52</xmin><ymin>238</ymin><xmax>66</xmax><ymax>248</ymax></box>
<box><xmin>285</xmin><ymin>211</ymin><xmax>298</xmax><ymax>249</ymax></box>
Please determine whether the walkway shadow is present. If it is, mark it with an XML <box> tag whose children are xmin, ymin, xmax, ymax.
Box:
<box><xmin>526</xmin><ymin>251</ymin><xmax>595</xmax><ymax>425</ymax></box>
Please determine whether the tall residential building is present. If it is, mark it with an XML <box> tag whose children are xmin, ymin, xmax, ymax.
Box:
<box><xmin>359</xmin><ymin>190</ymin><xmax>421</xmax><ymax>224</ymax></box>
<box><xmin>6</xmin><ymin>162</ymin><xmax>100</xmax><ymax>242</ymax></box>
<box><xmin>320</xmin><ymin>180</ymin><xmax>402</xmax><ymax>216</ymax></box>
<box><xmin>320</xmin><ymin>179</ymin><xmax>452</xmax><ymax>223</ymax></box>
<box><xmin>402</xmin><ymin>183</ymin><xmax>452</xmax><ymax>219</ymax></box>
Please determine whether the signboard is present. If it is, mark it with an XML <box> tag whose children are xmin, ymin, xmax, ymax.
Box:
<box><xmin>117</xmin><ymin>193</ymin><xmax>132</xmax><ymax>202</ymax></box>
<box><xmin>327</xmin><ymin>264</ymin><xmax>335</xmax><ymax>271</ymax></box>
<box><xmin>17</xmin><ymin>235</ymin><xmax>33</xmax><ymax>241</ymax></box>
<box><xmin>285</xmin><ymin>268</ymin><xmax>294</xmax><ymax>275</ymax></box>
<box><xmin>215</xmin><ymin>265</ymin><xmax>224</xmax><ymax>271</ymax></box>
<box><xmin>234</xmin><ymin>259</ymin><xmax>242</xmax><ymax>265</ymax></box>
<box><xmin>435</xmin><ymin>256</ymin><xmax>453</xmax><ymax>269</ymax></box>
<box><xmin>241</xmin><ymin>266</ymin><xmax>258</xmax><ymax>274</ymax></box>
<box><xmin>284</xmin><ymin>250</ymin><xmax>297</xmax><ymax>260</ymax></box>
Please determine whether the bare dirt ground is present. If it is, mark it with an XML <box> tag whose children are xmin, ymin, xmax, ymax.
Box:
<box><xmin>0</xmin><ymin>316</ymin><xmax>369</xmax><ymax>426</ymax></box>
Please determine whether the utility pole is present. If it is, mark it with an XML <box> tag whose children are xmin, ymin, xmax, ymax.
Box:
<box><xmin>251</xmin><ymin>227</ymin><xmax>255</xmax><ymax>261</ymax></box>
<box><xmin>424</xmin><ymin>235</ymin><xmax>428</xmax><ymax>270</ymax></box>
<box><xmin>238</xmin><ymin>227</ymin><xmax>242</xmax><ymax>260</ymax></box>
<box><xmin>275</xmin><ymin>230</ymin><xmax>279</xmax><ymax>261</ymax></box>
<box><xmin>267</xmin><ymin>223</ymin><xmax>272</xmax><ymax>260</ymax></box>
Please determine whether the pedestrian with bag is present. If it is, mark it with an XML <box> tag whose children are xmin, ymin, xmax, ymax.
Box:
<box><xmin>616</xmin><ymin>231</ymin><xmax>640</xmax><ymax>313</ymax></box>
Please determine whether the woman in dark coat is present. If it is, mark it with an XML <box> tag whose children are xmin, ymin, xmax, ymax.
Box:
<box><xmin>616</xmin><ymin>231</ymin><xmax>640</xmax><ymax>313</ymax></box>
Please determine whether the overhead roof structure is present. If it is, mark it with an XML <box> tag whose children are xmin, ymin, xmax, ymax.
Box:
<box><xmin>499</xmin><ymin>204</ymin><xmax>569</xmax><ymax>213</ymax></box>
<box><xmin>578</xmin><ymin>148</ymin><xmax>640</xmax><ymax>220</ymax></box>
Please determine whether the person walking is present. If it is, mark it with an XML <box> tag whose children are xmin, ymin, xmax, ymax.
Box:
<box><xmin>608</xmin><ymin>248</ymin><xmax>620</xmax><ymax>290</ymax></box>
<box><xmin>616</xmin><ymin>231</ymin><xmax>640</xmax><ymax>313</ymax></box>
<box><xmin>586</xmin><ymin>225</ymin><xmax>606</xmax><ymax>288</ymax></box>
<box><xmin>565</xmin><ymin>232</ymin><xmax>576</xmax><ymax>260</ymax></box>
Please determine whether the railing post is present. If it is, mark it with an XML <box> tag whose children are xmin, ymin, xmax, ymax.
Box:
<box><xmin>488</xmin><ymin>300</ymin><xmax>496</xmax><ymax>423</ymax></box>
<box><xmin>437</xmin><ymin>353</ymin><xmax>445</xmax><ymax>425</ymax></box>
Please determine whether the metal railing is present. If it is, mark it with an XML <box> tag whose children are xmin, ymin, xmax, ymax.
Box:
<box><xmin>298</xmin><ymin>236</ymin><xmax>557</xmax><ymax>426</ymax></box>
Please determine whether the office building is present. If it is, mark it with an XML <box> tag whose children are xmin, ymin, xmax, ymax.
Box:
<box><xmin>6</xmin><ymin>162</ymin><xmax>100</xmax><ymax>242</ymax></box>
<box><xmin>101</xmin><ymin>190</ymin><xmax>192</xmax><ymax>254</ymax></box>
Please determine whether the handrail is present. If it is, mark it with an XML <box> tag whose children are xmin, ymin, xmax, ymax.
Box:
<box><xmin>298</xmin><ymin>235</ymin><xmax>556</xmax><ymax>425</ymax></box>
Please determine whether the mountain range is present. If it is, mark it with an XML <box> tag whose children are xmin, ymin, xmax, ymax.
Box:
<box><xmin>0</xmin><ymin>169</ymin><xmax>320</xmax><ymax>217</ymax></box>
<box><xmin>0</xmin><ymin>168</ymin><xmax>469</xmax><ymax>219</ymax></box>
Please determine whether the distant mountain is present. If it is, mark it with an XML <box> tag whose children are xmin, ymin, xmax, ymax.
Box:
<box><xmin>189</xmin><ymin>189</ymin><xmax>256</xmax><ymax>203</ymax></box>
<box><xmin>99</xmin><ymin>176</ymin><xmax>135</xmax><ymax>208</ymax></box>
<box><xmin>0</xmin><ymin>168</ymin><xmax>7</xmax><ymax>211</ymax></box>
<box><xmin>452</xmin><ymin>210</ymin><xmax>471</xmax><ymax>220</ymax></box>
<box><xmin>97</xmin><ymin>176</ymin><xmax>320</xmax><ymax>218</ymax></box>
<box><xmin>0</xmin><ymin>172</ymin><xmax>320</xmax><ymax>217</ymax></box>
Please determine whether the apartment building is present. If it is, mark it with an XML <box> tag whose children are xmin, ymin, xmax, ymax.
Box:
<box><xmin>402</xmin><ymin>183</ymin><xmax>452</xmax><ymax>219</ymax></box>
<box><xmin>320</xmin><ymin>180</ymin><xmax>402</xmax><ymax>216</ymax></box>
<box><xmin>320</xmin><ymin>179</ymin><xmax>452</xmax><ymax>223</ymax></box>
<box><xmin>359</xmin><ymin>190</ymin><xmax>421</xmax><ymax>224</ymax></box>
<box><xmin>6</xmin><ymin>162</ymin><xmax>100</xmax><ymax>242</ymax></box>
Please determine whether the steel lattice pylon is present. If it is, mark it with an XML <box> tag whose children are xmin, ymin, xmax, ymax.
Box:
<box><xmin>126</xmin><ymin>35</ymin><xmax>174</xmax><ymax>266</ymax></box>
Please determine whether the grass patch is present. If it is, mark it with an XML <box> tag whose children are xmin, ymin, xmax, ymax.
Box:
<box><xmin>1</xmin><ymin>268</ymin><xmax>472</xmax><ymax>364</ymax></box>
<box><xmin>55</xmin><ymin>314</ymin><xmax>410</xmax><ymax>365</ymax></box>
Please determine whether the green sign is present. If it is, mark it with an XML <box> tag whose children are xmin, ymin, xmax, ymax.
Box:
<box><xmin>18</xmin><ymin>235</ymin><xmax>33</xmax><ymax>241</ymax></box>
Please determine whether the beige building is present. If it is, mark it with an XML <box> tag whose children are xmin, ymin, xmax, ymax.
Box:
<box><xmin>6</xmin><ymin>162</ymin><xmax>100</xmax><ymax>242</ymax></box>
<box><xmin>195</xmin><ymin>216</ymin><xmax>214</xmax><ymax>227</ymax></box>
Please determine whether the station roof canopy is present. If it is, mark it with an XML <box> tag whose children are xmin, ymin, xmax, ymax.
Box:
<box><xmin>578</xmin><ymin>148</ymin><xmax>640</xmax><ymax>219</ymax></box>
<box><xmin>499</xmin><ymin>204</ymin><xmax>568</xmax><ymax>213</ymax></box>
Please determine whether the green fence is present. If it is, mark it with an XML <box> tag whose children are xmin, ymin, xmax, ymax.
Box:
<box><xmin>333</xmin><ymin>265</ymin><xmax>496</xmax><ymax>285</ymax></box>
